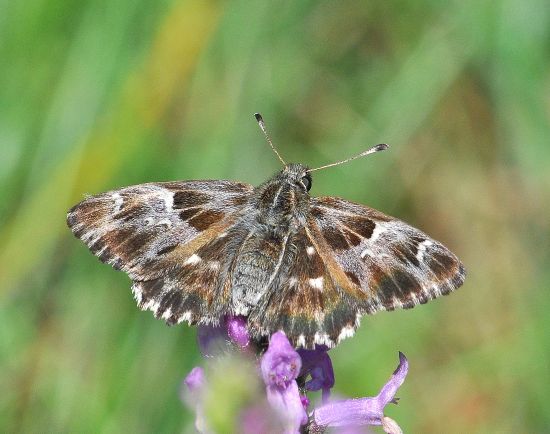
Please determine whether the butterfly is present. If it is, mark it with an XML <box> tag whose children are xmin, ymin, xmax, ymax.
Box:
<box><xmin>67</xmin><ymin>114</ymin><xmax>465</xmax><ymax>349</ymax></box>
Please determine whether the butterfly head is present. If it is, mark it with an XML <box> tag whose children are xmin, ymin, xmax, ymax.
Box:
<box><xmin>281</xmin><ymin>163</ymin><xmax>312</xmax><ymax>192</ymax></box>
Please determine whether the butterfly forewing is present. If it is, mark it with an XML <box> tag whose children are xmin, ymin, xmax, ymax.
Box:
<box><xmin>67</xmin><ymin>180</ymin><xmax>253</xmax><ymax>323</ymax></box>
<box><xmin>310</xmin><ymin>197</ymin><xmax>466</xmax><ymax>315</ymax></box>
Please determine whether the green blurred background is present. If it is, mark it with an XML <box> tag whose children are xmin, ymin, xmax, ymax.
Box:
<box><xmin>1</xmin><ymin>0</ymin><xmax>549</xmax><ymax>432</ymax></box>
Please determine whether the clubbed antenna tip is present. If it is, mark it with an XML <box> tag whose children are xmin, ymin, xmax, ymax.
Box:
<box><xmin>307</xmin><ymin>143</ymin><xmax>389</xmax><ymax>173</ymax></box>
<box><xmin>254</xmin><ymin>112</ymin><xmax>286</xmax><ymax>165</ymax></box>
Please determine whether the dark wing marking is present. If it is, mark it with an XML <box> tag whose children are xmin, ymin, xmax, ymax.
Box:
<box><xmin>248</xmin><ymin>228</ymin><xmax>360</xmax><ymax>349</ymax></box>
<box><xmin>67</xmin><ymin>180</ymin><xmax>253</xmax><ymax>324</ymax></box>
<box><xmin>310</xmin><ymin>197</ymin><xmax>466</xmax><ymax>315</ymax></box>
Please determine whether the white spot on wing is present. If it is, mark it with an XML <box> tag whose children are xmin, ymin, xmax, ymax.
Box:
<box><xmin>234</xmin><ymin>304</ymin><xmax>249</xmax><ymax>316</ymax></box>
<box><xmin>314</xmin><ymin>332</ymin><xmax>333</xmax><ymax>347</ymax></box>
<box><xmin>306</xmin><ymin>246</ymin><xmax>315</xmax><ymax>256</ymax></box>
<box><xmin>160</xmin><ymin>190</ymin><xmax>174</xmax><ymax>211</ymax></box>
<box><xmin>208</xmin><ymin>261</ymin><xmax>220</xmax><ymax>270</ymax></box>
<box><xmin>296</xmin><ymin>335</ymin><xmax>306</xmax><ymax>347</ymax></box>
<box><xmin>161</xmin><ymin>308</ymin><xmax>173</xmax><ymax>320</ymax></box>
<box><xmin>132</xmin><ymin>284</ymin><xmax>143</xmax><ymax>304</ymax></box>
<box><xmin>176</xmin><ymin>311</ymin><xmax>193</xmax><ymax>324</ymax></box>
<box><xmin>156</xmin><ymin>218</ymin><xmax>172</xmax><ymax>228</ymax></box>
<box><xmin>142</xmin><ymin>298</ymin><xmax>161</xmax><ymax>314</ymax></box>
<box><xmin>416</xmin><ymin>240</ymin><xmax>433</xmax><ymax>262</ymax></box>
<box><xmin>184</xmin><ymin>254</ymin><xmax>201</xmax><ymax>265</ymax></box>
<box><xmin>337</xmin><ymin>325</ymin><xmax>355</xmax><ymax>342</ymax></box>
<box><xmin>370</xmin><ymin>223</ymin><xmax>385</xmax><ymax>242</ymax></box>
<box><xmin>308</xmin><ymin>276</ymin><xmax>324</xmax><ymax>290</ymax></box>
<box><xmin>112</xmin><ymin>193</ymin><xmax>123</xmax><ymax>213</ymax></box>
<box><xmin>391</xmin><ymin>297</ymin><xmax>403</xmax><ymax>309</ymax></box>
<box><xmin>431</xmin><ymin>283</ymin><xmax>441</xmax><ymax>297</ymax></box>
<box><xmin>360</xmin><ymin>223</ymin><xmax>386</xmax><ymax>258</ymax></box>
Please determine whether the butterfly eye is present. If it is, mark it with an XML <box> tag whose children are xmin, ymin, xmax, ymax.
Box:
<box><xmin>300</xmin><ymin>174</ymin><xmax>312</xmax><ymax>192</ymax></box>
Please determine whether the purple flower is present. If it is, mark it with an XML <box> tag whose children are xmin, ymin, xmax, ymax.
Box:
<box><xmin>313</xmin><ymin>352</ymin><xmax>408</xmax><ymax>434</ymax></box>
<box><xmin>181</xmin><ymin>367</ymin><xmax>207</xmax><ymax>432</ymax></box>
<box><xmin>298</xmin><ymin>344</ymin><xmax>335</xmax><ymax>402</ymax></box>
<box><xmin>261</xmin><ymin>331</ymin><xmax>308</xmax><ymax>433</ymax></box>
<box><xmin>225</xmin><ymin>315</ymin><xmax>250</xmax><ymax>348</ymax></box>
<box><xmin>184</xmin><ymin>366</ymin><xmax>205</xmax><ymax>392</ymax></box>
<box><xmin>197</xmin><ymin>315</ymin><xmax>250</xmax><ymax>357</ymax></box>
<box><xmin>240</xmin><ymin>403</ymin><xmax>288</xmax><ymax>434</ymax></box>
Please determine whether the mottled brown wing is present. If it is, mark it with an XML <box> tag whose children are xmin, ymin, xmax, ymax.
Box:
<box><xmin>248</xmin><ymin>227</ymin><xmax>363</xmax><ymax>349</ymax></box>
<box><xmin>67</xmin><ymin>180</ymin><xmax>253</xmax><ymax>324</ymax></box>
<box><xmin>248</xmin><ymin>197</ymin><xmax>464</xmax><ymax>349</ymax></box>
<box><xmin>309</xmin><ymin>197</ymin><xmax>466</xmax><ymax>316</ymax></box>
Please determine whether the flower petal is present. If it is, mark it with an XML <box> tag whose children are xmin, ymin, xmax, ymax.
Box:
<box><xmin>298</xmin><ymin>345</ymin><xmax>334</xmax><ymax>402</ymax></box>
<box><xmin>184</xmin><ymin>366</ymin><xmax>205</xmax><ymax>392</ymax></box>
<box><xmin>266</xmin><ymin>381</ymin><xmax>308</xmax><ymax>432</ymax></box>
<box><xmin>377</xmin><ymin>352</ymin><xmax>408</xmax><ymax>406</ymax></box>
<box><xmin>314</xmin><ymin>352</ymin><xmax>408</xmax><ymax>429</ymax></box>
<box><xmin>261</xmin><ymin>331</ymin><xmax>301</xmax><ymax>387</ymax></box>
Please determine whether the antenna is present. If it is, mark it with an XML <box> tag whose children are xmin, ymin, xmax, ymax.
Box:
<box><xmin>307</xmin><ymin>143</ymin><xmax>389</xmax><ymax>173</ymax></box>
<box><xmin>254</xmin><ymin>113</ymin><xmax>286</xmax><ymax>165</ymax></box>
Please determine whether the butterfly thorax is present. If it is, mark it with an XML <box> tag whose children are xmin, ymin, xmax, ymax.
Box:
<box><xmin>251</xmin><ymin>163</ymin><xmax>311</xmax><ymax>234</ymax></box>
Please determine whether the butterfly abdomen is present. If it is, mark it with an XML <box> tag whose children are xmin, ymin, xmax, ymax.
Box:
<box><xmin>231</xmin><ymin>230</ymin><xmax>290</xmax><ymax>315</ymax></box>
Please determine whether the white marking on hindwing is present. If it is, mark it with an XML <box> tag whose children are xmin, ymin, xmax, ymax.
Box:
<box><xmin>177</xmin><ymin>311</ymin><xmax>193</xmax><ymax>324</ymax></box>
<box><xmin>314</xmin><ymin>331</ymin><xmax>332</xmax><ymax>347</ymax></box>
<box><xmin>208</xmin><ymin>261</ymin><xmax>220</xmax><ymax>270</ymax></box>
<box><xmin>391</xmin><ymin>297</ymin><xmax>403</xmax><ymax>309</ymax></box>
<box><xmin>338</xmin><ymin>325</ymin><xmax>355</xmax><ymax>342</ymax></box>
<box><xmin>296</xmin><ymin>334</ymin><xmax>306</xmax><ymax>347</ymax></box>
<box><xmin>234</xmin><ymin>304</ymin><xmax>250</xmax><ymax>316</ymax></box>
<box><xmin>416</xmin><ymin>240</ymin><xmax>433</xmax><ymax>262</ymax></box>
<box><xmin>288</xmin><ymin>277</ymin><xmax>298</xmax><ymax>287</ymax></box>
<box><xmin>308</xmin><ymin>276</ymin><xmax>324</xmax><ymax>290</ymax></box>
<box><xmin>306</xmin><ymin>246</ymin><xmax>315</xmax><ymax>256</ymax></box>
<box><xmin>112</xmin><ymin>193</ymin><xmax>123</xmax><ymax>213</ymax></box>
<box><xmin>184</xmin><ymin>254</ymin><xmax>201</xmax><ymax>265</ymax></box>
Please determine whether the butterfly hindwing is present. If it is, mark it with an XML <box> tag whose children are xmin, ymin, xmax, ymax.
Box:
<box><xmin>248</xmin><ymin>227</ymin><xmax>360</xmax><ymax>348</ymax></box>
<box><xmin>131</xmin><ymin>223</ymin><xmax>255</xmax><ymax>325</ymax></box>
<box><xmin>67</xmin><ymin>180</ymin><xmax>253</xmax><ymax>324</ymax></box>
<box><xmin>310</xmin><ymin>197</ymin><xmax>466</xmax><ymax>314</ymax></box>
